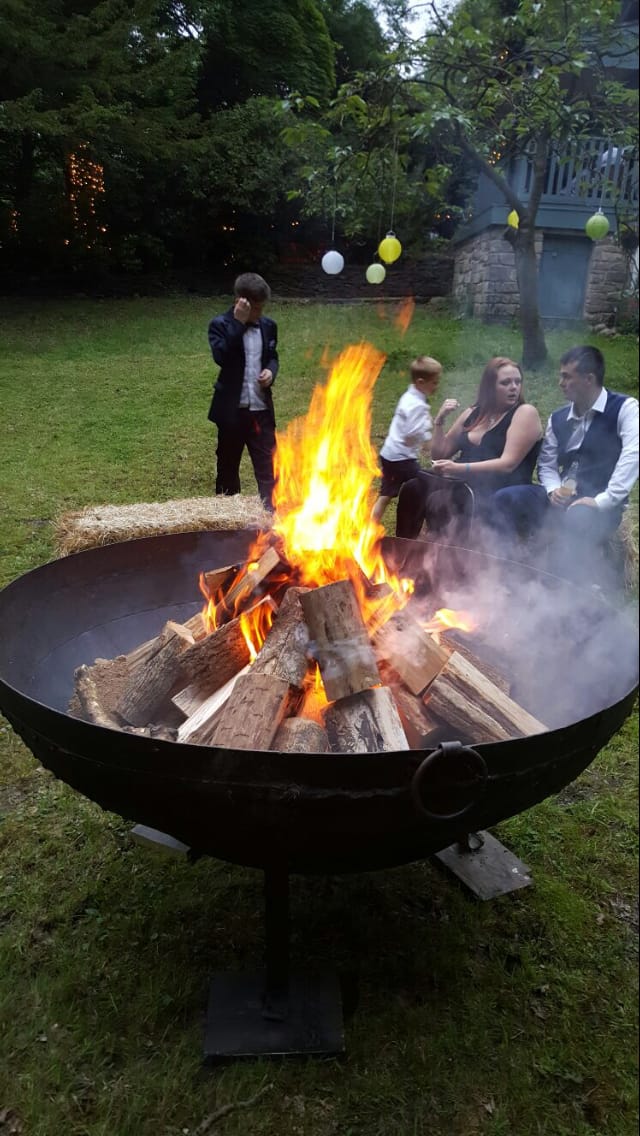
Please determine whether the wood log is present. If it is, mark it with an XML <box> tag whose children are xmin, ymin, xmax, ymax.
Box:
<box><xmin>374</xmin><ymin>609</ymin><xmax>450</xmax><ymax>695</ymax></box>
<box><xmin>423</xmin><ymin>651</ymin><xmax>547</xmax><ymax>744</ymax></box>
<box><xmin>199</xmin><ymin>671</ymin><xmax>298</xmax><ymax>750</ymax></box>
<box><xmin>252</xmin><ymin>586</ymin><xmax>310</xmax><ymax>687</ymax></box>
<box><xmin>121</xmin><ymin>610</ymin><xmax>206</xmax><ymax>672</ymax></box>
<box><xmin>324</xmin><ymin>686</ymin><xmax>409</xmax><ymax>754</ymax></box>
<box><xmin>74</xmin><ymin>664</ymin><xmax>122</xmax><ymax>729</ymax></box>
<box><xmin>440</xmin><ymin>631</ymin><xmax>511</xmax><ymax>696</ymax></box>
<box><xmin>201</xmin><ymin>563</ymin><xmax>241</xmax><ymax>597</ymax></box>
<box><xmin>386</xmin><ymin>679</ymin><xmax>443</xmax><ymax>750</ymax></box>
<box><xmin>271</xmin><ymin>717</ymin><xmax>329</xmax><ymax>753</ymax></box>
<box><xmin>177</xmin><ymin>664</ymin><xmax>251</xmax><ymax>743</ymax></box>
<box><xmin>300</xmin><ymin>579</ymin><xmax>380</xmax><ymax>702</ymax></box>
<box><xmin>210</xmin><ymin>545</ymin><xmax>281</xmax><ymax>625</ymax></box>
<box><xmin>116</xmin><ymin>621</ymin><xmax>196</xmax><ymax>727</ymax></box>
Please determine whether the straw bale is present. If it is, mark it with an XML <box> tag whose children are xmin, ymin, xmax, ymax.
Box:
<box><xmin>54</xmin><ymin>495</ymin><xmax>272</xmax><ymax>556</ymax></box>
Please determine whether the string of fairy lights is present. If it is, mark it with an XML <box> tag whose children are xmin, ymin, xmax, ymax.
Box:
<box><xmin>66</xmin><ymin>145</ymin><xmax>107</xmax><ymax>248</ymax></box>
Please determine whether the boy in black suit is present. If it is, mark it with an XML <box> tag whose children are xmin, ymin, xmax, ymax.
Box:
<box><xmin>207</xmin><ymin>272</ymin><xmax>279</xmax><ymax>509</ymax></box>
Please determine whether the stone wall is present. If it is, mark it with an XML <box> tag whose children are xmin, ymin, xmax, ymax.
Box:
<box><xmin>583</xmin><ymin>236</ymin><xmax>630</xmax><ymax>325</ymax></box>
<box><xmin>267</xmin><ymin>256</ymin><xmax>454</xmax><ymax>301</ymax></box>
<box><xmin>452</xmin><ymin>228</ymin><xmax>542</xmax><ymax>321</ymax></box>
<box><xmin>453</xmin><ymin>226</ymin><xmax>630</xmax><ymax>326</ymax></box>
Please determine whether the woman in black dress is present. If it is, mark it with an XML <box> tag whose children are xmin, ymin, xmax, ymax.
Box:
<box><xmin>396</xmin><ymin>357</ymin><xmax>542</xmax><ymax>540</ymax></box>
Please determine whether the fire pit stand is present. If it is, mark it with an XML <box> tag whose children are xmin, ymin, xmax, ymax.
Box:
<box><xmin>204</xmin><ymin>864</ymin><xmax>345</xmax><ymax>1062</ymax></box>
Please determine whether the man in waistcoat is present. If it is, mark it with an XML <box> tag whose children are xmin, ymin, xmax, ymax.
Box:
<box><xmin>489</xmin><ymin>345</ymin><xmax>638</xmax><ymax>583</ymax></box>
<box><xmin>207</xmin><ymin>272</ymin><xmax>279</xmax><ymax>509</ymax></box>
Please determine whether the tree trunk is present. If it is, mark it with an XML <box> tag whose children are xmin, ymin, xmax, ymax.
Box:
<box><xmin>514</xmin><ymin>223</ymin><xmax>547</xmax><ymax>370</ymax></box>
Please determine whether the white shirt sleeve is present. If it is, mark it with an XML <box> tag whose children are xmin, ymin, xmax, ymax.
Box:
<box><xmin>401</xmin><ymin>401</ymin><xmax>433</xmax><ymax>448</ymax></box>
<box><xmin>594</xmin><ymin>396</ymin><xmax>640</xmax><ymax>509</ymax></box>
<box><xmin>536</xmin><ymin>414</ymin><xmax>561</xmax><ymax>494</ymax></box>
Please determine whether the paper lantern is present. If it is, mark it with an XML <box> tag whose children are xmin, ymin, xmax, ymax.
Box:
<box><xmin>507</xmin><ymin>209</ymin><xmax>519</xmax><ymax>229</ymax></box>
<box><xmin>366</xmin><ymin>263</ymin><xmax>386</xmax><ymax>284</ymax></box>
<box><xmin>585</xmin><ymin>209</ymin><xmax>610</xmax><ymax>241</ymax></box>
<box><xmin>321</xmin><ymin>249</ymin><xmax>344</xmax><ymax>275</ymax></box>
<box><xmin>378</xmin><ymin>232</ymin><xmax>402</xmax><ymax>264</ymax></box>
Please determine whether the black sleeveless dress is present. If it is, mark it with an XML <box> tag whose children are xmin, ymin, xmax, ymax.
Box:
<box><xmin>457</xmin><ymin>405</ymin><xmax>540</xmax><ymax>497</ymax></box>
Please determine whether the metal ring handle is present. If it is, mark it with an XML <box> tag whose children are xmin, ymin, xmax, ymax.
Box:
<box><xmin>410</xmin><ymin>741</ymin><xmax>488</xmax><ymax>823</ymax></box>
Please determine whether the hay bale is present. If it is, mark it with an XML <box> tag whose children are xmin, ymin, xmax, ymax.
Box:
<box><xmin>608</xmin><ymin>510</ymin><xmax>639</xmax><ymax>595</ymax></box>
<box><xmin>54</xmin><ymin>495</ymin><xmax>272</xmax><ymax>556</ymax></box>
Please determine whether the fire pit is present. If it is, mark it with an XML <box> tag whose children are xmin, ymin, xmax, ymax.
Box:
<box><xmin>0</xmin><ymin>528</ymin><xmax>637</xmax><ymax>1058</ymax></box>
<box><xmin>0</xmin><ymin>526</ymin><xmax>637</xmax><ymax>872</ymax></box>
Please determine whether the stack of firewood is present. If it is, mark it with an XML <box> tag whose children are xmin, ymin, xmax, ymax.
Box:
<box><xmin>71</xmin><ymin>545</ymin><xmax>547</xmax><ymax>752</ymax></box>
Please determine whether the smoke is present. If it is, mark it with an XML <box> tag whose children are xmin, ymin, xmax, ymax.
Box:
<box><xmin>388</xmin><ymin>535</ymin><xmax>638</xmax><ymax>730</ymax></box>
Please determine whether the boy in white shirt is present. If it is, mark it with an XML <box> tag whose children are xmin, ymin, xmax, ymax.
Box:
<box><xmin>372</xmin><ymin>355</ymin><xmax>442</xmax><ymax>524</ymax></box>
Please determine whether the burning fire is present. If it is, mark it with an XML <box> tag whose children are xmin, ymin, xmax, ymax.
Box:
<box><xmin>422</xmin><ymin>608</ymin><xmax>477</xmax><ymax>642</ymax></box>
<box><xmin>201</xmin><ymin>341</ymin><xmax>415</xmax><ymax>637</ymax></box>
<box><xmin>239</xmin><ymin>599</ymin><xmax>276</xmax><ymax>662</ymax></box>
<box><xmin>270</xmin><ymin>341</ymin><xmax>413</xmax><ymax>623</ymax></box>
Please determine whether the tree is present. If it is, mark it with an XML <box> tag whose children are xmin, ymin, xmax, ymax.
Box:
<box><xmin>399</xmin><ymin>0</ymin><xmax>638</xmax><ymax>366</ymax></box>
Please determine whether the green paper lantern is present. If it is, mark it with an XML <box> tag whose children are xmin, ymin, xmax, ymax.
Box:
<box><xmin>507</xmin><ymin>209</ymin><xmax>519</xmax><ymax>229</ymax></box>
<box><xmin>378</xmin><ymin>232</ymin><xmax>402</xmax><ymax>264</ymax></box>
<box><xmin>585</xmin><ymin>209</ymin><xmax>610</xmax><ymax>241</ymax></box>
<box><xmin>366</xmin><ymin>262</ymin><xmax>386</xmax><ymax>284</ymax></box>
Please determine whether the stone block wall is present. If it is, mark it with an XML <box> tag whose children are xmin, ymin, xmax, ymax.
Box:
<box><xmin>453</xmin><ymin>226</ymin><xmax>629</xmax><ymax>325</ymax></box>
<box><xmin>583</xmin><ymin>236</ymin><xmax>630</xmax><ymax>325</ymax></box>
<box><xmin>452</xmin><ymin>227</ymin><xmax>542</xmax><ymax>320</ymax></box>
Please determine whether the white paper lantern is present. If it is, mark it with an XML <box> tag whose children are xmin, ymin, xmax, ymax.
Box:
<box><xmin>321</xmin><ymin>249</ymin><xmax>344</xmax><ymax>275</ymax></box>
<box><xmin>366</xmin><ymin>263</ymin><xmax>386</xmax><ymax>284</ymax></box>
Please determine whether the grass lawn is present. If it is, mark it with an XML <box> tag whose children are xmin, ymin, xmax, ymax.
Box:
<box><xmin>0</xmin><ymin>296</ymin><xmax>638</xmax><ymax>1136</ymax></box>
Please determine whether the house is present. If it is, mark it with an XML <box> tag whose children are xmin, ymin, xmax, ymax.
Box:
<box><xmin>452</xmin><ymin>6</ymin><xmax>639</xmax><ymax>326</ymax></box>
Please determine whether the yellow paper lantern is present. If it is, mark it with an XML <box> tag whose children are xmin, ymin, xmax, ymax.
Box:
<box><xmin>366</xmin><ymin>263</ymin><xmax>386</xmax><ymax>284</ymax></box>
<box><xmin>378</xmin><ymin>232</ymin><xmax>402</xmax><ymax>264</ymax></box>
<box><xmin>507</xmin><ymin>209</ymin><xmax>519</xmax><ymax>229</ymax></box>
<box><xmin>585</xmin><ymin>209</ymin><xmax>610</xmax><ymax>241</ymax></box>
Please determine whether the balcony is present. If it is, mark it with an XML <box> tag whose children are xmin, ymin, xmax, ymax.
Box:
<box><xmin>455</xmin><ymin>138</ymin><xmax>639</xmax><ymax>242</ymax></box>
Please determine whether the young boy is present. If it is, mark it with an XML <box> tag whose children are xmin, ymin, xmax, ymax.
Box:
<box><xmin>207</xmin><ymin>272</ymin><xmax>279</xmax><ymax>509</ymax></box>
<box><xmin>371</xmin><ymin>355</ymin><xmax>443</xmax><ymax>524</ymax></box>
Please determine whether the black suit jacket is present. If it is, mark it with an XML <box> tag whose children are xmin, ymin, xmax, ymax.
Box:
<box><xmin>207</xmin><ymin>308</ymin><xmax>279</xmax><ymax>429</ymax></box>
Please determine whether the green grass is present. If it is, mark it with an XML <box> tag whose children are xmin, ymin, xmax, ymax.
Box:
<box><xmin>0</xmin><ymin>297</ymin><xmax>638</xmax><ymax>1135</ymax></box>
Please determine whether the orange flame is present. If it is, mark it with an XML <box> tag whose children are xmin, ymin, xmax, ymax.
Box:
<box><xmin>394</xmin><ymin>296</ymin><xmax>415</xmax><ymax>336</ymax></box>
<box><xmin>239</xmin><ymin>598</ymin><xmax>276</xmax><ymax>662</ymax></box>
<box><xmin>423</xmin><ymin>608</ymin><xmax>477</xmax><ymax>635</ymax></box>
<box><xmin>269</xmin><ymin>342</ymin><xmax>412</xmax><ymax>624</ymax></box>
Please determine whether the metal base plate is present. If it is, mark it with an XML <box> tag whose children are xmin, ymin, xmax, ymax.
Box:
<box><xmin>203</xmin><ymin>971</ymin><xmax>345</xmax><ymax>1062</ymax></box>
<box><xmin>434</xmin><ymin>831</ymin><xmax>532</xmax><ymax>900</ymax></box>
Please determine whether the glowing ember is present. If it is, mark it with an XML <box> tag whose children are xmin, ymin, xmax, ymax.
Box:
<box><xmin>394</xmin><ymin>296</ymin><xmax>415</xmax><ymax>336</ymax></box>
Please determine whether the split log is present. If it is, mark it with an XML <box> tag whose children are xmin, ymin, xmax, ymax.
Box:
<box><xmin>300</xmin><ymin>579</ymin><xmax>380</xmax><ymax>702</ymax></box>
<box><xmin>374</xmin><ymin>609</ymin><xmax>450</xmax><ymax>695</ymax></box>
<box><xmin>201</xmin><ymin>563</ymin><xmax>241</xmax><ymax>598</ymax></box>
<box><xmin>116</xmin><ymin>620</ymin><xmax>196</xmax><ymax>727</ymax></box>
<box><xmin>272</xmin><ymin>717</ymin><xmax>329</xmax><ymax>753</ymax></box>
<box><xmin>386</xmin><ymin>679</ymin><xmax>443</xmax><ymax>749</ymax></box>
<box><xmin>209</xmin><ymin>545</ymin><xmax>281</xmax><ymax>625</ymax></box>
<box><xmin>252</xmin><ymin>586</ymin><xmax>310</xmax><ymax>687</ymax></box>
<box><xmin>122</xmin><ymin>610</ymin><xmax>207</xmax><ymax>671</ymax></box>
<box><xmin>74</xmin><ymin>664</ymin><xmax>122</xmax><ymax>730</ymax></box>
<box><xmin>440</xmin><ymin>632</ymin><xmax>511</xmax><ymax>696</ymax></box>
<box><xmin>423</xmin><ymin>651</ymin><xmax>547</xmax><ymax>744</ymax></box>
<box><xmin>325</xmin><ymin>686</ymin><xmax>409</xmax><ymax>754</ymax></box>
<box><xmin>199</xmin><ymin>671</ymin><xmax>298</xmax><ymax>750</ymax></box>
<box><xmin>177</xmin><ymin>664</ymin><xmax>251</xmax><ymax>744</ymax></box>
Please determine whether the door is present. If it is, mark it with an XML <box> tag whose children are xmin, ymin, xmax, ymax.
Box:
<box><xmin>538</xmin><ymin>235</ymin><xmax>592</xmax><ymax>319</ymax></box>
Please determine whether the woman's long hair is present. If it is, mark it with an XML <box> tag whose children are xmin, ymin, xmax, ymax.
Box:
<box><xmin>464</xmin><ymin>356</ymin><xmax>524</xmax><ymax>429</ymax></box>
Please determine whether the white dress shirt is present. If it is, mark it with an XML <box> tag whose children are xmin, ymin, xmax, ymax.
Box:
<box><xmin>537</xmin><ymin>387</ymin><xmax>639</xmax><ymax>509</ymax></box>
<box><xmin>239</xmin><ymin>324</ymin><xmax>267</xmax><ymax>411</ymax></box>
<box><xmin>380</xmin><ymin>385</ymin><xmax>433</xmax><ymax>462</ymax></box>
